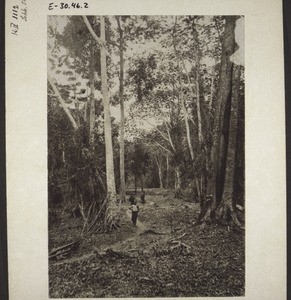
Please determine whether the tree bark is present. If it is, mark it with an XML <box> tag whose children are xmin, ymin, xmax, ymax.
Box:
<box><xmin>175</xmin><ymin>168</ymin><xmax>181</xmax><ymax>190</ymax></box>
<box><xmin>134</xmin><ymin>174</ymin><xmax>137</xmax><ymax>192</ymax></box>
<box><xmin>89</xmin><ymin>49</ymin><xmax>95</xmax><ymax>148</ymax></box>
<box><xmin>140</xmin><ymin>174</ymin><xmax>144</xmax><ymax>192</ymax></box>
<box><xmin>216</xmin><ymin>65</ymin><xmax>242</xmax><ymax>226</ymax></box>
<box><xmin>191</xmin><ymin>17</ymin><xmax>204</xmax><ymax>144</ymax></box>
<box><xmin>166</xmin><ymin>154</ymin><xmax>169</xmax><ymax>188</ymax></box>
<box><xmin>200</xmin><ymin>16</ymin><xmax>236</xmax><ymax>223</ymax></box>
<box><xmin>83</xmin><ymin>16</ymin><xmax>119</xmax><ymax>228</ymax></box>
<box><xmin>209</xmin><ymin>66</ymin><xmax>216</xmax><ymax>110</ymax></box>
<box><xmin>174</xmin><ymin>167</ymin><xmax>184</xmax><ymax>198</ymax></box>
<box><xmin>100</xmin><ymin>16</ymin><xmax>117</xmax><ymax>211</ymax></box>
<box><xmin>155</xmin><ymin>155</ymin><xmax>163</xmax><ymax>189</ymax></box>
<box><xmin>116</xmin><ymin>16</ymin><xmax>126</xmax><ymax>203</ymax></box>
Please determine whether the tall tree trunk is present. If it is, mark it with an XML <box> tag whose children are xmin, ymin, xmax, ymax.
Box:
<box><xmin>89</xmin><ymin>49</ymin><xmax>95</xmax><ymax>148</ymax></box>
<box><xmin>173</xmin><ymin>18</ymin><xmax>202</xmax><ymax>199</ymax></box>
<box><xmin>200</xmin><ymin>16</ymin><xmax>236</xmax><ymax>223</ymax></box>
<box><xmin>216</xmin><ymin>65</ymin><xmax>242</xmax><ymax>226</ymax></box>
<box><xmin>83</xmin><ymin>15</ymin><xmax>119</xmax><ymax>228</ymax></box>
<box><xmin>116</xmin><ymin>17</ymin><xmax>126</xmax><ymax>203</ymax></box>
<box><xmin>100</xmin><ymin>16</ymin><xmax>118</xmax><ymax>226</ymax></box>
<box><xmin>173</xmin><ymin>17</ymin><xmax>195</xmax><ymax>162</ymax></box>
<box><xmin>190</xmin><ymin>17</ymin><xmax>204</xmax><ymax>144</ymax></box>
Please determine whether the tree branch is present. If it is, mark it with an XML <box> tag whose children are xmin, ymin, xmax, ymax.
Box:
<box><xmin>48</xmin><ymin>75</ymin><xmax>78</xmax><ymax>130</ymax></box>
<box><xmin>154</xmin><ymin>140</ymin><xmax>172</xmax><ymax>154</ymax></box>
<box><xmin>143</xmin><ymin>119</ymin><xmax>170</xmax><ymax>143</ymax></box>
<box><xmin>82</xmin><ymin>16</ymin><xmax>107</xmax><ymax>50</ymax></box>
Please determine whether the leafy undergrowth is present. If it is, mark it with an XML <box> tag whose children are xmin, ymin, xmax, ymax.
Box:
<box><xmin>49</xmin><ymin>190</ymin><xmax>245</xmax><ymax>298</ymax></box>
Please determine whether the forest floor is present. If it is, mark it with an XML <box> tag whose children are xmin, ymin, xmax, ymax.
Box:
<box><xmin>49</xmin><ymin>189</ymin><xmax>245</xmax><ymax>298</ymax></box>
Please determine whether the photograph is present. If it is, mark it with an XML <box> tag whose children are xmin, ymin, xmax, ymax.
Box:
<box><xmin>47</xmin><ymin>15</ymin><xmax>245</xmax><ymax>298</ymax></box>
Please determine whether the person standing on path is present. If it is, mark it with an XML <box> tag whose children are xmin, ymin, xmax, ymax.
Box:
<box><xmin>129</xmin><ymin>200</ymin><xmax>139</xmax><ymax>225</ymax></box>
<box><xmin>140</xmin><ymin>191</ymin><xmax>146</xmax><ymax>204</ymax></box>
<box><xmin>128</xmin><ymin>193</ymin><xmax>135</xmax><ymax>205</ymax></box>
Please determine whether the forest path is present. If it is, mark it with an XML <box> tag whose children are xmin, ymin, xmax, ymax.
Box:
<box><xmin>49</xmin><ymin>189</ymin><xmax>245</xmax><ymax>298</ymax></box>
<box><xmin>51</xmin><ymin>199</ymin><xmax>150</xmax><ymax>266</ymax></box>
<box><xmin>125</xmin><ymin>209</ymin><xmax>147</xmax><ymax>232</ymax></box>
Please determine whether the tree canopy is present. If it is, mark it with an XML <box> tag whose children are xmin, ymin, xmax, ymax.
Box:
<box><xmin>48</xmin><ymin>15</ymin><xmax>245</xmax><ymax>232</ymax></box>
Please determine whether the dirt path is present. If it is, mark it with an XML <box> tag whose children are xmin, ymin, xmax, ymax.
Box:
<box><xmin>49</xmin><ymin>191</ymin><xmax>245</xmax><ymax>298</ymax></box>
<box><xmin>125</xmin><ymin>209</ymin><xmax>147</xmax><ymax>232</ymax></box>
<box><xmin>52</xmin><ymin>207</ymin><xmax>148</xmax><ymax>266</ymax></box>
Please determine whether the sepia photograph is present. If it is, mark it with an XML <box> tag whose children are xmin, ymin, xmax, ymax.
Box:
<box><xmin>47</xmin><ymin>15</ymin><xmax>245</xmax><ymax>298</ymax></box>
<box><xmin>5</xmin><ymin>0</ymin><xmax>286</xmax><ymax>299</ymax></box>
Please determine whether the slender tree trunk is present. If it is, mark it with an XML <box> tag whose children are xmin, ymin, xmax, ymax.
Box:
<box><xmin>209</xmin><ymin>66</ymin><xmax>216</xmax><ymax>110</ymax></box>
<box><xmin>175</xmin><ymin>168</ymin><xmax>181</xmax><ymax>190</ymax></box>
<box><xmin>216</xmin><ymin>65</ymin><xmax>242</xmax><ymax>226</ymax></box>
<box><xmin>195</xmin><ymin>77</ymin><xmax>203</xmax><ymax>143</ymax></box>
<box><xmin>173</xmin><ymin>18</ymin><xmax>202</xmax><ymax>199</ymax></box>
<box><xmin>155</xmin><ymin>155</ymin><xmax>163</xmax><ymax>189</ymax></box>
<box><xmin>190</xmin><ymin>18</ymin><xmax>204</xmax><ymax>144</ymax></box>
<box><xmin>166</xmin><ymin>154</ymin><xmax>169</xmax><ymax>188</ymax></box>
<box><xmin>89</xmin><ymin>50</ymin><xmax>95</xmax><ymax>148</ymax></box>
<box><xmin>174</xmin><ymin>166</ymin><xmax>184</xmax><ymax>198</ymax></box>
<box><xmin>173</xmin><ymin>18</ymin><xmax>195</xmax><ymax>161</ymax></box>
<box><xmin>83</xmin><ymin>102</ymin><xmax>88</xmax><ymax>122</ymax></box>
<box><xmin>182</xmin><ymin>98</ymin><xmax>195</xmax><ymax>161</ymax></box>
<box><xmin>100</xmin><ymin>16</ymin><xmax>118</xmax><ymax>222</ymax></box>
<box><xmin>116</xmin><ymin>17</ymin><xmax>126</xmax><ymax>203</ymax></box>
<box><xmin>134</xmin><ymin>174</ymin><xmax>137</xmax><ymax>192</ymax></box>
<box><xmin>192</xmin><ymin>19</ymin><xmax>204</xmax><ymax>200</ymax></box>
<box><xmin>200</xmin><ymin>16</ymin><xmax>236</xmax><ymax>223</ymax></box>
<box><xmin>140</xmin><ymin>174</ymin><xmax>144</xmax><ymax>192</ymax></box>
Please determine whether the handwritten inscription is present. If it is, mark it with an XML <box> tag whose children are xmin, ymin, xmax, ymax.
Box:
<box><xmin>48</xmin><ymin>2</ymin><xmax>89</xmax><ymax>10</ymax></box>
<box><xmin>10</xmin><ymin>0</ymin><xmax>27</xmax><ymax>36</ymax></box>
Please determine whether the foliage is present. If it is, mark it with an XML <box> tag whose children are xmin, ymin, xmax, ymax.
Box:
<box><xmin>48</xmin><ymin>14</ymin><xmax>245</xmax><ymax>227</ymax></box>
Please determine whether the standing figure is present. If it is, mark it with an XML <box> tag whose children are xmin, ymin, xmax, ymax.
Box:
<box><xmin>128</xmin><ymin>193</ymin><xmax>135</xmax><ymax>205</ymax></box>
<box><xmin>140</xmin><ymin>191</ymin><xmax>146</xmax><ymax>204</ymax></box>
<box><xmin>129</xmin><ymin>200</ymin><xmax>139</xmax><ymax>225</ymax></box>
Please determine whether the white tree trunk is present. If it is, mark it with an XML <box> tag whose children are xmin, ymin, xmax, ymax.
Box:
<box><xmin>166</xmin><ymin>154</ymin><xmax>169</xmax><ymax>188</ymax></box>
<box><xmin>155</xmin><ymin>155</ymin><xmax>163</xmax><ymax>189</ymax></box>
<box><xmin>100</xmin><ymin>16</ymin><xmax>117</xmax><ymax>203</ymax></box>
<box><xmin>116</xmin><ymin>16</ymin><xmax>126</xmax><ymax>203</ymax></box>
<box><xmin>89</xmin><ymin>52</ymin><xmax>95</xmax><ymax>147</ymax></box>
